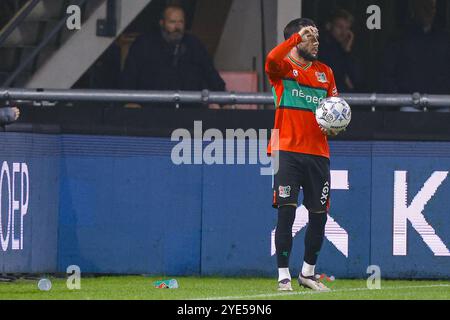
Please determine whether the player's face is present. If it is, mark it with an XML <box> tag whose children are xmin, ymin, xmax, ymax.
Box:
<box><xmin>297</xmin><ymin>28</ymin><xmax>319</xmax><ymax>62</ymax></box>
<box><xmin>160</xmin><ymin>8</ymin><xmax>185</xmax><ymax>42</ymax></box>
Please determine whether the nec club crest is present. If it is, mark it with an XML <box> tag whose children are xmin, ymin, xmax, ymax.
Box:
<box><xmin>315</xmin><ymin>72</ymin><xmax>328</xmax><ymax>83</ymax></box>
<box><xmin>293</xmin><ymin>70</ymin><xmax>299</xmax><ymax>77</ymax></box>
<box><xmin>279</xmin><ymin>186</ymin><xmax>291</xmax><ymax>198</ymax></box>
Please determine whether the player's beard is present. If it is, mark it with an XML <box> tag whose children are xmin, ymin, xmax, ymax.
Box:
<box><xmin>297</xmin><ymin>48</ymin><xmax>318</xmax><ymax>62</ymax></box>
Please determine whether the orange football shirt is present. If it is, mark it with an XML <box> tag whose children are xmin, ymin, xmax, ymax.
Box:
<box><xmin>265</xmin><ymin>33</ymin><xmax>338</xmax><ymax>158</ymax></box>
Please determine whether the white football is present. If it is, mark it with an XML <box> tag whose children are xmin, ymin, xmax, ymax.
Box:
<box><xmin>315</xmin><ymin>97</ymin><xmax>351</xmax><ymax>133</ymax></box>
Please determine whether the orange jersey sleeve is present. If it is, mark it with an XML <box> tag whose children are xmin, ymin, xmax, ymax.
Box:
<box><xmin>327</xmin><ymin>68</ymin><xmax>339</xmax><ymax>97</ymax></box>
<box><xmin>265</xmin><ymin>34</ymin><xmax>303</xmax><ymax>81</ymax></box>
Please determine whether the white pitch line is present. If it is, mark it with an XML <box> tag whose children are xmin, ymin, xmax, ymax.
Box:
<box><xmin>195</xmin><ymin>284</ymin><xmax>450</xmax><ymax>300</ymax></box>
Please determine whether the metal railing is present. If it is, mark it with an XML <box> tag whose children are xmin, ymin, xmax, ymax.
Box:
<box><xmin>1</xmin><ymin>88</ymin><xmax>450</xmax><ymax>108</ymax></box>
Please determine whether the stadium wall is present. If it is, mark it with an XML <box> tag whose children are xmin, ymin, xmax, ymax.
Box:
<box><xmin>0</xmin><ymin>133</ymin><xmax>449</xmax><ymax>278</ymax></box>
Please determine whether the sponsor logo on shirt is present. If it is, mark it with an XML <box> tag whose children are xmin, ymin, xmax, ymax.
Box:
<box><xmin>291</xmin><ymin>89</ymin><xmax>324</xmax><ymax>106</ymax></box>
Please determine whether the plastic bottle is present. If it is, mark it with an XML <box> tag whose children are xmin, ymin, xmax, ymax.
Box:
<box><xmin>153</xmin><ymin>279</ymin><xmax>179</xmax><ymax>289</ymax></box>
<box><xmin>38</xmin><ymin>278</ymin><xmax>52</xmax><ymax>291</ymax></box>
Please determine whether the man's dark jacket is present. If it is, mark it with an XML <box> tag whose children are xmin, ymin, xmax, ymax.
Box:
<box><xmin>121</xmin><ymin>31</ymin><xmax>225</xmax><ymax>92</ymax></box>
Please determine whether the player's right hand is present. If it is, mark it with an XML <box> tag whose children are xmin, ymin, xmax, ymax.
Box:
<box><xmin>298</xmin><ymin>26</ymin><xmax>318</xmax><ymax>43</ymax></box>
<box><xmin>320</xmin><ymin>126</ymin><xmax>339</xmax><ymax>137</ymax></box>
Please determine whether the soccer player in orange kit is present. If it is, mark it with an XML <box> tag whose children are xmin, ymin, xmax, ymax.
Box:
<box><xmin>266</xmin><ymin>18</ymin><xmax>339</xmax><ymax>292</ymax></box>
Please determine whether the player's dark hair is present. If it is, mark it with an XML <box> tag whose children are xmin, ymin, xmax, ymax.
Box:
<box><xmin>284</xmin><ymin>18</ymin><xmax>317</xmax><ymax>40</ymax></box>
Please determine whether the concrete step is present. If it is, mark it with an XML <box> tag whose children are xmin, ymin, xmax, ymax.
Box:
<box><xmin>2</xmin><ymin>0</ymin><xmax>103</xmax><ymax>47</ymax></box>
<box><xmin>24</xmin><ymin>0</ymin><xmax>66</xmax><ymax>21</ymax></box>
<box><xmin>0</xmin><ymin>48</ymin><xmax>19</xmax><ymax>71</ymax></box>
<box><xmin>0</xmin><ymin>44</ymin><xmax>58</xmax><ymax>74</ymax></box>
<box><xmin>2</xmin><ymin>20</ymin><xmax>64</xmax><ymax>47</ymax></box>
<box><xmin>27</xmin><ymin>0</ymin><xmax>153</xmax><ymax>88</ymax></box>
<box><xmin>0</xmin><ymin>0</ymin><xmax>106</xmax><ymax>87</ymax></box>
<box><xmin>0</xmin><ymin>71</ymin><xmax>30</xmax><ymax>87</ymax></box>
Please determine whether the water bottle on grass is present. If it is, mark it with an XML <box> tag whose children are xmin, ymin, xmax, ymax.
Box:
<box><xmin>38</xmin><ymin>278</ymin><xmax>52</xmax><ymax>291</ymax></box>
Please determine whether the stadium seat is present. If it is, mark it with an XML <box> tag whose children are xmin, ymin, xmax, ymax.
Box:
<box><xmin>117</xmin><ymin>32</ymin><xmax>141</xmax><ymax>70</ymax></box>
<box><xmin>219</xmin><ymin>71</ymin><xmax>258</xmax><ymax>110</ymax></box>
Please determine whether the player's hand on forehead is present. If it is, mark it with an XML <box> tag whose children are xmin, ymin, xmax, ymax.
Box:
<box><xmin>299</xmin><ymin>26</ymin><xmax>319</xmax><ymax>42</ymax></box>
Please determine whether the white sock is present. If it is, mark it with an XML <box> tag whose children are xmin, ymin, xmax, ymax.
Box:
<box><xmin>278</xmin><ymin>268</ymin><xmax>291</xmax><ymax>281</ymax></box>
<box><xmin>301</xmin><ymin>261</ymin><xmax>315</xmax><ymax>277</ymax></box>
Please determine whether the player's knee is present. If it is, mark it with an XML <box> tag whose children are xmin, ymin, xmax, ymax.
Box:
<box><xmin>307</xmin><ymin>210</ymin><xmax>328</xmax><ymax>231</ymax></box>
<box><xmin>277</xmin><ymin>205</ymin><xmax>296</xmax><ymax>227</ymax></box>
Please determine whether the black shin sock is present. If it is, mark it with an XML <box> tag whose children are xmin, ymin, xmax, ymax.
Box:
<box><xmin>304</xmin><ymin>212</ymin><xmax>327</xmax><ymax>265</ymax></box>
<box><xmin>275</xmin><ymin>205</ymin><xmax>296</xmax><ymax>268</ymax></box>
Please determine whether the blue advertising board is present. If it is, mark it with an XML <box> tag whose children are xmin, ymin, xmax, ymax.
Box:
<box><xmin>0</xmin><ymin>133</ymin><xmax>448</xmax><ymax>278</ymax></box>
<box><xmin>0</xmin><ymin>133</ymin><xmax>59</xmax><ymax>273</ymax></box>
<box><xmin>370</xmin><ymin>142</ymin><xmax>450</xmax><ymax>278</ymax></box>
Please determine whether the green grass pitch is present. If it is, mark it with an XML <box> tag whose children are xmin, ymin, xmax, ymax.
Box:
<box><xmin>0</xmin><ymin>276</ymin><xmax>449</xmax><ymax>300</ymax></box>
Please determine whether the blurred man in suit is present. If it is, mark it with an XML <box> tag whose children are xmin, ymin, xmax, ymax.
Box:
<box><xmin>319</xmin><ymin>9</ymin><xmax>363</xmax><ymax>92</ymax></box>
<box><xmin>121</xmin><ymin>5</ymin><xmax>225</xmax><ymax>108</ymax></box>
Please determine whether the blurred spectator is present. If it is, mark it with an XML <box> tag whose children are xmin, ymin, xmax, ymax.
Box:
<box><xmin>380</xmin><ymin>0</ymin><xmax>450</xmax><ymax>111</ymax></box>
<box><xmin>319</xmin><ymin>9</ymin><xmax>363</xmax><ymax>92</ymax></box>
<box><xmin>121</xmin><ymin>5</ymin><xmax>225</xmax><ymax>108</ymax></box>
<box><xmin>0</xmin><ymin>106</ymin><xmax>20</xmax><ymax>124</ymax></box>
